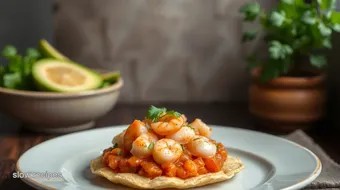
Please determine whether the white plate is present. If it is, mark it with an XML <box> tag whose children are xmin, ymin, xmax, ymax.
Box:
<box><xmin>16</xmin><ymin>125</ymin><xmax>321</xmax><ymax>190</ymax></box>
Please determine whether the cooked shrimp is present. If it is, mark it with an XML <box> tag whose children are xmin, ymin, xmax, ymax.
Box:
<box><xmin>166</xmin><ymin>126</ymin><xmax>195</xmax><ymax>144</ymax></box>
<box><xmin>131</xmin><ymin>132</ymin><xmax>158</xmax><ymax>158</ymax></box>
<box><xmin>187</xmin><ymin>136</ymin><xmax>216</xmax><ymax>158</ymax></box>
<box><xmin>111</xmin><ymin>130</ymin><xmax>126</xmax><ymax>148</ymax></box>
<box><xmin>190</xmin><ymin>119</ymin><xmax>212</xmax><ymax>138</ymax></box>
<box><xmin>152</xmin><ymin>138</ymin><xmax>183</xmax><ymax>165</ymax></box>
<box><xmin>123</xmin><ymin>120</ymin><xmax>148</xmax><ymax>152</ymax></box>
<box><xmin>151</xmin><ymin>115</ymin><xmax>186</xmax><ymax>136</ymax></box>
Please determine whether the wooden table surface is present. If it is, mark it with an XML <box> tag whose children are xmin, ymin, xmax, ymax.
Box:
<box><xmin>0</xmin><ymin>103</ymin><xmax>339</xmax><ymax>190</ymax></box>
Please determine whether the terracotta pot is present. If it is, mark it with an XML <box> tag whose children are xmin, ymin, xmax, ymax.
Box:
<box><xmin>249</xmin><ymin>70</ymin><xmax>325</xmax><ymax>132</ymax></box>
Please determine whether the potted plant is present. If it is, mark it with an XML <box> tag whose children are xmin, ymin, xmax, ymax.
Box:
<box><xmin>239</xmin><ymin>0</ymin><xmax>340</xmax><ymax>131</ymax></box>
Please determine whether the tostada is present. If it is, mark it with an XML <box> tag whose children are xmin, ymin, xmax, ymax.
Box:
<box><xmin>91</xmin><ymin>105</ymin><xmax>244</xmax><ymax>189</ymax></box>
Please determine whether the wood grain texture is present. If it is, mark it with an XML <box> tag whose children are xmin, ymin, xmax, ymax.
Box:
<box><xmin>0</xmin><ymin>103</ymin><xmax>339</xmax><ymax>190</ymax></box>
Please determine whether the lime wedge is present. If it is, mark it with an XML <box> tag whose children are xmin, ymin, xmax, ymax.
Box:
<box><xmin>32</xmin><ymin>59</ymin><xmax>103</xmax><ymax>92</ymax></box>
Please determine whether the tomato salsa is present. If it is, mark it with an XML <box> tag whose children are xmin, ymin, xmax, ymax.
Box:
<box><xmin>102</xmin><ymin>142</ymin><xmax>228</xmax><ymax>179</ymax></box>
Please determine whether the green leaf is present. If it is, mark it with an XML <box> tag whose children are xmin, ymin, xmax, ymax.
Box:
<box><xmin>239</xmin><ymin>2</ymin><xmax>261</xmax><ymax>21</ymax></box>
<box><xmin>113</xmin><ymin>143</ymin><xmax>118</xmax><ymax>149</ymax></box>
<box><xmin>3</xmin><ymin>73</ymin><xmax>21</xmax><ymax>89</ymax></box>
<box><xmin>282</xmin><ymin>0</ymin><xmax>294</xmax><ymax>4</ymax></box>
<box><xmin>1</xmin><ymin>45</ymin><xmax>17</xmax><ymax>58</ymax></box>
<box><xmin>270</xmin><ymin>11</ymin><xmax>286</xmax><ymax>27</ymax></box>
<box><xmin>332</xmin><ymin>24</ymin><xmax>340</xmax><ymax>32</ymax></box>
<box><xmin>323</xmin><ymin>38</ymin><xmax>332</xmax><ymax>48</ymax></box>
<box><xmin>8</xmin><ymin>55</ymin><xmax>22</xmax><ymax>73</ymax></box>
<box><xmin>146</xmin><ymin>105</ymin><xmax>167</xmax><ymax>122</ymax></box>
<box><xmin>185</xmin><ymin>125</ymin><xmax>195</xmax><ymax>130</ymax></box>
<box><xmin>301</xmin><ymin>11</ymin><xmax>317</xmax><ymax>25</ymax></box>
<box><xmin>166</xmin><ymin>110</ymin><xmax>181</xmax><ymax>118</ymax></box>
<box><xmin>22</xmin><ymin>57</ymin><xmax>32</xmax><ymax>75</ymax></box>
<box><xmin>26</xmin><ymin>48</ymin><xmax>41</xmax><ymax>59</ymax></box>
<box><xmin>181</xmin><ymin>144</ymin><xmax>185</xmax><ymax>151</ymax></box>
<box><xmin>330</xmin><ymin>12</ymin><xmax>340</xmax><ymax>24</ymax></box>
<box><xmin>259</xmin><ymin>62</ymin><xmax>280</xmax><ymax>82</ymax></box>
<box><xmin>317</xmin><ymin>0</ymin><xmax>336</xmax><ymax>10</ymax></box>
<box><xmin>269</xmin><ymin>41</ymin><xmax>293</xmax><ymax>60</ymax></box>
<box><xmin>148</xmin><ymin>142</ymin><xmax>154</xmax><ymax>150</ymax></box>
<box><xmin>280</xmin><ymin>59</ymin><xmax>291</xmax><ymax>74</ymax></box>
<box><xmin>318</xmin><ymin>23</ymin><xmax>332</xmax><ymax>36</ymax></box>
<box><xmin>310</xmin><ymin>55</ymin><xmax>327</xmax><ymax>68</ymax></box>
<box><xmin>242</xmin><ymin>31</ymin><xmax>257</xmax><ymax>42</ymax></box>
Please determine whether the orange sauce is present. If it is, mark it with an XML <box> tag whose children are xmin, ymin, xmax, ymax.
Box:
<box><xmin>102</xmin><ymin>142</ymin><xmax>228</xmax><ymax>179</ymax></box>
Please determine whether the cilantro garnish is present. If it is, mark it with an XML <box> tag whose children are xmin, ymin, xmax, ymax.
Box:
<box><xmin>117</xmin><ymin>151</ymin><xmax>122</xmax><ymax>156</ymax></box>
<box><xmin>0</xmin><ymin>45</ymin><xmax>41</xmax><ymax>90</ymax></box>
<box><xmin>148</xmin><ymin>142</ymin><xmax>154</xmax><ymax>150</ymax></box>
<box><xmin>181</xmin><ymin>144</ymin><xmax>185</xmax><ymax>151</ymax></box>
<box><xmin>113</xmin><ymin>143</ymin><xmax>119</xmax><ymax>149</ymax></box>
<box><xmin>185</xmin><ymin>125</ymin><xmax>195</xmax><ymax>130</ymax></box>
<box><xmin>146</xmin><ymin>105</ymin><xmax>181</xmax><ymax>122</ymax></box>
<box><xmin>166</xmin><ymin>110</ymin><xmax>181</xmax><ymax>117</ymax></box>
<box><xmin>193</xmin><ymin>138</ymin><xmax>200</xmax><ymax>141</ymax></box>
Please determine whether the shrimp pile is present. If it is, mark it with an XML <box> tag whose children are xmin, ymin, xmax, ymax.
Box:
<box><xmin>102</xmin><ymin>105</ymin><xmax>228</xmax><ymax>179</ymax></box>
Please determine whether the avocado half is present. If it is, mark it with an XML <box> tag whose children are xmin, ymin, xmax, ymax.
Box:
<box><xmin>32</xmin><ymin>59</ymin><xmax>103</xmax><ymax>92</ymax></box>
<box><xmin>39</xmin><ymin>39</ymin><xmax>70</xmax><ymax>62</ymax></box>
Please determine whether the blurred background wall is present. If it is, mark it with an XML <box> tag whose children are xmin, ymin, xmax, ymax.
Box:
<box><xmin>53</xmin><ymin>0</ymin><xmax>263</xmax><ymax>103</ymax></box>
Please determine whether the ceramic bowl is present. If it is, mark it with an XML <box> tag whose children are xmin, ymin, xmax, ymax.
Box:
<box><xmin>0</xmin><ymin>78</ymin><xmax>123</xmax><ymax>133</ymax></box>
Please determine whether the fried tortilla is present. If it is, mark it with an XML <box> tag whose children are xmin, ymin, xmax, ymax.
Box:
<box><xmin>90</xmin><ymin>156</ymin><xmax>244</xmax><ymax>189</ymax></box>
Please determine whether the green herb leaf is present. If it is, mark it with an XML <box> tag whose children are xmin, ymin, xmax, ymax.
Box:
<box><xmin>148</xmin><ymin>142</ymin><xmax>154</xmax><ymax>150</ymax></box>
<box><xmin>117</xmin><ymin>151</ymin><xmax>122</xmax><ymax>156</ymax></box>
<box><xmin>323</xmin><ymin>38</ymin><xmax>332</xmax><ymax>49</ymax></box>
<box><xmin>310</xmin><ymin>55</ymin><xmax>327</xmax><ymax>68</ymax></box>
<box><xmin>181</xmin><ymin>144</ymin><xmax>185</xmax><ymax>151</ymax></box>
<box><xmin>166</xmin><ymin>110</ymin><xmax>181</xmax><ymax>118</ymax></box>
<box><xmin>282</xmin><ymin>0</ymin><xmax>294</xmax><ymax>5</ymax></box>
<box><xmin>270</xmin><ymin>11</ymin><xmax>286</xmax><ymax>27</ymax></box>
<box><xmin>259</xmin><ymin>62</ymin><xmax>280</xmax><ymax>82</ymax></box>
<box><xmin>242</xmin><ymin>30</ymin><xmax>257</xmax><ymax>42</ymax></box>
<box><xmin>185</xmin><ymin>125</ymin><xmax>195</xmax><ymax>130</ymax></box>
<box><xmin>332</xmin><ymin>24</ymin><xmax>340</xmax><ymax>32</ymax></box>
<box><xmin>330</xmin><ymin>12</ymin><xmax>340</xmax><ymax>24</ymax></box>
<box><xmin>193</xmin><ymin>138</ymin><xmax>200</xmax><ymax>141</ymax></box>
<box><xmin>317</xmin><ymin>0</ymin><xmax>336</xmax><ymax>10</ymax></box>
<box><xmin>1</xmin><ymin>45</ymin><xmax>17</xmax><ymax>58</ymax></box>
<box><xmin>269</xmin><ymin>41</ymin><xmax>292</xmax><ymax>60</ymax></box>
<box><xmin>318</xmin><ymin>23</ymin><xmax>332</xmax><ymax>37</ymax></box>
<box><xmin>239</xmin><ymin>2</ymin><xmax>261</xmax><ymax>21</ymax></box>
<box><xmin>26</xmin><ymin>48</ymin><xmax>41</xmax><ymax>59</ymax></box>
<box><xmin>146</xmin><ymin>105</ymin><xmax>167</xmax><ymax>122</ymax></box>
<box><xmin>301</xmin><ymin>11</ymin><xmax>317</xmax><ymax>25</ymax></box>
<box><xmin>113</xmin><ymin>143</ymin><xmax>119</xmax><ymax>149</ymax></box>
<box><xmin>3</xmin><ymin>73</ymin><xmax>21</xmax><ymax>89</ymax></box>
<box><xmin>146</xmin><ymin>105</ymin><xmax>181</xmax><ymax>122</ymax></box>
<box><xmin>129</xmin><ymin>167</ymin><xmax>136</xmax><ymax>172</ymax></box>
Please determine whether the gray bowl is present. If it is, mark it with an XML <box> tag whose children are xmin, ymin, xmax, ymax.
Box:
<box><xmin>0</xmin><ymin>78</ymin><xmax>123</xmax><ymax>133</ymax></box>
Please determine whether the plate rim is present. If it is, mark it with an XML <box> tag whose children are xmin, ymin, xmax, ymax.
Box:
<box><xmin>16</xmin><ymin>125</ymin><xmax>322</xmax><ymax>190</ymax></box>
